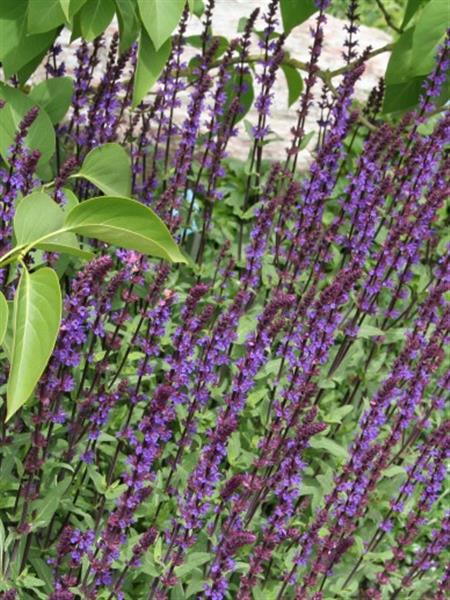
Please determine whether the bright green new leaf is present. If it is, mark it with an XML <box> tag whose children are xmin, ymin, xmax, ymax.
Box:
<box><xmin>402</xmin><ymin>0</ymin><xmax>429</xmax><ymax>28</ymax></box>
<box><xmin>6</xmin><ymin>268</ymin><xmax>62</xmax><ymax>421</ymax></box>
<box><xmin>0</xmin><ymin>83</ymin><xmax>55</xmax><ymax>171</ymax></box>
<box><xmin>115</xmin><ymin>0</ymin><xmax>140</xmax><ymax>53</ymax></box>
<box><xmin>64</xmin><ymin>196</ymin><xmax>187</xmax><ymax>263</ymax></box>
<box><xmin>280</xmin><ymin>0</ymin><xmax>316</xmax><ymax>34</ymax></box>
<box><xmin>73</xmin><ymin>143</ymin><xmax>132</xmax><ymax>197</ymax></box>
<box><xmin>80</xmin><ymin>0</ymin><xmax>115</xmax><ymax>41</ymax></box>
<box><xmin>281</xmin><ymin>64</ymin><xmax>303</xmax><ymax>107</ymax></box>
<box><xmin>138</xmin><ymin>0</ymin><xmax>185</xmax><ymax>50</ymax></box>
<box><xmin>28</xmin><ymin>78</ymin><xmax>74</xmax><ymax>124</ymax></box>
<box><xmin>27</xmin><ymin>0</ymin><xmax>66</xmax><ymax>34</ymax></box>
<box><xmin>0</xmin><ymin>292</ymin><xmax>8</xmax><ymax>346</ymax></box>
<box><xmin>133</xmin><ymin>29</ymin><xmax>171</xmax><ymax>108</ymax></box>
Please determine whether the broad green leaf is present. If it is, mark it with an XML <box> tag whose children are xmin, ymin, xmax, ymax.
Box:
<box><xmin>0</xmin><ymin>0</ymin><xmax>59</xmax><ymax>78</ymax></box>
<box><xmin>0</xmin><ymin>292</ymin><xmax>8</xmax><ymax>346</ymax></box>
<box><xmin>6</xmin><ymin>268</ymin><xmax>62</xmax><ymax>421</ymax></box>
<box><xmin>138</xmin><ymin>0</ymin><xmax>185</xmax><ymax>50</ymax></box>
<box><xmin>27</xmin><ymin>0</ymin><xmax>66</xmax><ymax>34</ymax></box>
<box><xmin>115</xmin><ymin>0</ymin><xmax>140</xmax><ymax>53</ymax></box>
<box><xmin>14</xmin><ymin>191</ymin><xmax>92</xmax><ymax>259</ymax></box>
<box><xmin>73</xmin><ymin>143</ymin><xmax>132</xmax><ymax>197</ymax></box>
<box><xmin>30</xmin><ymin>478</ymin><xmax>71</xmax><ymax>530</ymax></box>
<box><xmin>14</xmin><ymin>191</ymin><xmax>65</xmax><ymax>245</ymax></box>
<box><xmin>383</xmin><ymin>75</ymin><xmax>426</xmax><ymax>113</ymax></box>
<box><xmin>60</xmin><ymin>0</ymin><xmax>89</xmax><ymax>20</ymax></box>
<box><xmin>133</xmin><ymin>29</ymin><xmax>171</xmax><ymax>108</ymax></box>
<box><xmin>402</xmin><ymin>0</ymin><xmax>429</xmax><ymax>28</ymax></box>
<box><xmin>385</xmin><ymin>27</ymin><xmax>415</xmax><ymax>85</ymax></box>
<box><xmin>28</xmin><ymin>78</ymin><xmax>74</xmax><ymax>124</ymax></box>
<box><xmin>1</xmin><ymin>300</ymin><xmax>14</xmax><ymax>360</ymax></box>
<box><xmin>64</xmin><ymin>196</ymin><xmax>187</xmax><ymax>263</ymax></box>
<box><xmin>411</xmin><ymin>0</ymin><xmax>447</xmax><ymax>76</ymax></box>
<box><xmin>280</xmin><ymin>0</ymin><xmax>316</xmax><ymax>34</ymax></box>
<box><xmin>281</xmin><ymin>64</ymin><xmax>303</xmax><ymax>107</ymax></box>
<box><xmin>80</xmin><ymin>0</ymin><xmax>115</xmax><ymax>41</ymax></box>
<box><xmin>0</xmin><ymin>83</ymin><xmax>56</xmax><ymax>171</ymax></box>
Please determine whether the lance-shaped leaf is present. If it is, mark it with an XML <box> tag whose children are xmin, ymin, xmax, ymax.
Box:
<box><xmin>64</xmin><ymin>196</ymin><xmax>187</xmax><ymax>263</ymax></box>
<box><xmin>6</xmin><ymin>268</ymin><xmax>62</xmax><ymax>421</ymax></box>
<box><xmin>71</xmin><ymin>143</ymin><xmax>131</xmax><ymax>197</ymax></box>
<box><xmin>0</xmin><ymin>292</ymin><xmax>8</xmax><ymax>346</ymax></box>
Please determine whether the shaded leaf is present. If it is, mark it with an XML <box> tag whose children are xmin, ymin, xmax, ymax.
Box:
<box><xmin>28</xmin><ymin>77</ymin><xmax>74</xmax><ymax>124</ymax></box>
<box><xmin>80</xmin><ymin>0</ymin><xmax>115</xmax><ymax>41</ymax></box>
<box><xmin>280</xmin><ymin>0</ymin><xmax>316</xmax><ymax>34</ymax></box>
<box><xmin>281</xmin><ymin>64</ymin><xmax>303</xmax><ymax>107</ymax></box>
<box><xmin>115</xmin><ymin>0</ymin><xmax>140</xmax><ymax>53</ymax></box>
<box><xmin>133</xmin><ymin>29</ymin><xmax>171</xmax><ymax>108</ymax></box>
<box><xmin>27</xmin><ymin>0</ymin><xmax>66</xmax><ymax>34</ymax></box>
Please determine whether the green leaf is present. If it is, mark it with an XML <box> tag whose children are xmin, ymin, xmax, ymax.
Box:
<box><xmin>14</xmin><ymin>191</ymin><xmax>92</xmax><ymax>259</ymax></box>
<box><xmin>323</xmin><ymin>405</ymin><xmax>353</xmax><ymax>424</ymax></box>
<box><xmin>73</xmin><ymin>143</ymin><xmax>132</xmax><ymax>197</ymax></box>
<box><xmin>280</xmin><ymin>0</ymin><xmax>316</xmax><ymax>34</ymax></box>
<box><xmin>138</xmin><ymin>0</ymin><xmax>185</xmax><ymax>50</ymax></box>
<box><xmin>60</xmin><ymin>0</ymin><xmax>89</xmax><ymax>20</ymax></box>
<box><xmin>357</xmin><ymin>324</ymin><xmax>385</xmax><ymax>339</ymax></box>
<box><xmin>0</xmin><ymin>83</ymin><xmax>56</xmax><ymax>171</ymax></box>
<box><xmin>385</xmin><ymin>27</ymin><xmax>415</xmax><ymax>85</ymax></box>
<box><xmin>64</xmin><ymin>196</ymin><xmax>187</xmax><ymax>263</ymax></box>
<box><xmin>133</xmin><ymin>29</ymin><xmax>171</xmax><ymax>108</ymax></box>
<box><xmin>1</xmin><ymin>301</ymin><xmax>14</xmax><ymax>360</ymax></box>
<box><xmin>6</xmin><ymin>268</ymin><xmax>62</xmax><ymax>421</ymax></box>
<box><xmin>224</xmin><ymin>70</ymin><xmax>254</xmax><ymax>123</ymax></box>
<box><xmin>281</xmin><ymin>64</ymin><xmax>303</xmax><ymax>107</ymax></box>
<box><xmin>27</xmin><ymin>0</ymin><xmax>66</xmax><ymax>34</ymax></box>
<box><xmin>28</xmin><ymin>78</ymin><xmax>74</xmax><ymax>124</ymax></box>
<box><xmin>115</xmin><ymin>0</ymin><xmax>140</xmax><ymax>53</ymax></box>
<box><xmin>79</xmin><ymin>0</ymin><xmax>115</xmax><ymax>41</ymax></box>
<box><xmin>175</xmin><ymin>553</ymin><xmax>211</xmax><ymax>577</ymax></box>
<box><xmin>14</xmin><ymin>191</ymin><xmax>65</xmax><ymax>245</ymax></box>
<box><xmin>309</xmin><ymin>436</ymin><xmax>348</xmax><ymax>460</ymax></box>
<box><xmin>383</xmin><ymin>75</ymin><xmax>426</xmax><ymax>113</ymax></box>
<box><xmin>410</xmin><ymin>0</ymin><xmax>447</xmax><ymax>76</ymax></box>
<box><xmin>30</xmin><ymin>478</ymin><xmax>71</xmax><ymax>530</ymax></box>
<box><xmin>401</xmin><ymin>0</ymin><xmax>429</xmax><ymax>28</ymax></box>
<box><xmin>0</xmin><ymin>292</ymin><xmax>8</xmax><ymax>346</ymax></box>
<box><xmin>0</xmin><ymin>0</ymin><xmax>60</xmax><ymax>79</ymax></box>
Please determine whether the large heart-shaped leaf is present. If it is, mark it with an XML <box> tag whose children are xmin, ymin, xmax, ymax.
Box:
<box><xmin>0</xmin><ymin>292</ymin><xmax>8</xmax><ymax>346</ymax></box>
<box><xmin>6</xmin><ymin>268</ymin><xmax>62</xmax><ymax>421</ymax></box>
<box><xmin>64</xmin><ymin>196</ymin><xmax>187</xmax><ymax>263</ymax></box>
<box><xmin>72</xmin><ymin>143</ymin><xmax>132</xmax><ymax>197</ymax></box>
<box><xmin>27</xmin><ymin>0</ymin><xmax>66</xmax><ymax>34</ymax></box>
<box><xmin>138</xmin><ymin>0</ymin><xmax>185</xmax><ymax>50</ymax></box>
<box><xmin>79</xmin><ymin>0</ymin><xmax>115</xmax><ymax>41</ymax></box>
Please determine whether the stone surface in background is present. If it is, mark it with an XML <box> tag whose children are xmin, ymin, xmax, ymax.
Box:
<box><xmin>32</xmin><ymin>1</ymin><xmax>391</xmax><ymax>166</ymax></box>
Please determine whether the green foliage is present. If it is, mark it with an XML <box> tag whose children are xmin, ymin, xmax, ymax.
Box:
<box><xmin>72</xmin><ymin>143</ymin><xmax>132</xmax><ymax>197</ymax></box>
<box><xmin>6</xmin><ymin>267</ymin><xmax>62</xmax><ymax>421</ymax></box>
<box><xmin>0</xmin><ymin>84</ymin><xmax>55</xmax><ymax>172</ymax></box>
<box><xmin>133</xmin><ymin>29</ymin><xmax>172</xmax><ymax>108</ymax></box>
<box><xmin>279</xmin><ymin>0</ymin><xmax>317</xmax><ymax>34</ymax></box>
<box><xmin>138</xmin><ymin>0</ymin><xmax>185</xmax><ymax>50</ymax></box>
<box><xmin>28</xmin><ymin>77</ymin><xmax>74</xmax><ymax>125</ymax></box>
<box><xmin>281</xmin><ymin>63</ymin><xmax>304</xmax><ymax>107</ymax></box>
<box><xmin>0</xmin><ymin>293</ymin><xmax>8</xmax><ymax>346</ymax></box>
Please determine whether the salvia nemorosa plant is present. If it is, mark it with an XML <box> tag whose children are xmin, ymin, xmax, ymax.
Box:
<box><xmin>0</xmin><ymin>1</ymin><xmax>449</xmax><ymax>599</ymax></box>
